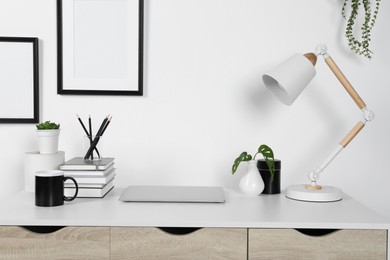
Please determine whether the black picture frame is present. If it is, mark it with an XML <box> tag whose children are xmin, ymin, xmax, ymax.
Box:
<box><xmin>57</xmin><ymin>0</ymin><xmax>144</xmax><ymax>96</ymax></box>
<box><xmin>0</xmin><ymin>37</ymin><xmax>39</xmax><ymax>123</ymax></box>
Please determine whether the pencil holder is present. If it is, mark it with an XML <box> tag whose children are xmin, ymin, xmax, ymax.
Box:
<box><xmin>83</xmin><ymin>135</ymin><xmax>103</xmax><ymax>161</ymax></box>
<box><xmin>76</xmin><ymin>114</ymin><xmax>111</xmax><ymax>161</ymax></box>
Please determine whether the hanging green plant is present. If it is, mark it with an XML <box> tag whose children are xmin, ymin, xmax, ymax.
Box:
<box><xmin>342</xmin><ymin>0</ymin><xmax>381</xmax><ymax>59</ymax></box>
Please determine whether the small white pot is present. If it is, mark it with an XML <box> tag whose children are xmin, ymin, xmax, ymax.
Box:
<box><xmin>37</xmin><ymin>129</ymin><xmax>61</xmax><ymax>154</ymax></box>
<box><xmin>239</xmin><ymin>160</ymin><xmax>264</xmax><ymax>196</ymax></box>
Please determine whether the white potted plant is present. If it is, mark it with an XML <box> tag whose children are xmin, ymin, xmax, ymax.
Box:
<box><xmin>36</xmin><ymin>121</ymin><xmax>61</xmax><ymax>154</ymax></box>
<box><xmin>232</xmin><ymin>144</ymin><xmax>279</xmax><ymax>196</ymax></box>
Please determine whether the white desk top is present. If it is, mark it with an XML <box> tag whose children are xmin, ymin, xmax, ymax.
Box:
<box><xmin>0</xmin><ymin>188</ymin><xmax>388</xmax><ymax>229</ymax></box>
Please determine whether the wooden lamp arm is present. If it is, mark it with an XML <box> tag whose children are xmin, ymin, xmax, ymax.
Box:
<box><xmin>323</xmin><ymin>53</ymin><xmax>375</xmax><ymax>147</ymax></box>
<box><xmin>324</xmin><ymin>56</ymin><xmax>366</xmax><ymax>109</ymax></box>
<box><xmin>308</xmin><ymin>121</ymin><xmax>366</xmax><ymax>186</ymax></box>
<box><xmin>339</xmin><ymin>121</ymin><xmax>365</xmax><ymax>148</ymax></box>
<box><xmin>307</xmin><ymin>48</ymin><xmax>374</xmax><ymax>187</ymax></box>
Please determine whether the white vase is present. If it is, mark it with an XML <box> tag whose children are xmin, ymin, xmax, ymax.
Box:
<box><xmin>239</xmin><ymin>160</ymin><xmax>264</xmax><ymax>196</ymax></box>
<box><xmin>37</xmin><ymin>129</ymin><xmax>60</xmax><ymax>154</ymax></box>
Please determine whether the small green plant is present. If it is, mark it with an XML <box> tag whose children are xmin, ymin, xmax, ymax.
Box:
<box><xmin>232</xmin><ymin>144</ymin><xmax>275</xmax><ymax>181</ymax></box>
<box><xmin>36</xmin><ymin>121</ymin><xmax>60</xmax><ymax>130</ymax></box>
<box><xmin>342</xmin><ymin>0</ymin><xmax>381</xmax><ymax>59</ymax></box>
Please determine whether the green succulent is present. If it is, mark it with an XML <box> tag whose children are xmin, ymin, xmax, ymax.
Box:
<box><xmin>36</xmin><ymin>121</ymin><xmax>60</xmax><ymax>130</ymax></box>
<box><xmin>232</xmin><ymin>144</ymin><xmax>275</xmax><ymax>181</ymax></box>
<box><xmin>342</xmin><ymin>0</ymin><xmax>381</xmax><ymax>59</ymax></box>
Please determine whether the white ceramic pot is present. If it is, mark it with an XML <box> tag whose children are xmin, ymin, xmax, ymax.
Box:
<box><xmin>37</xmin><ymin>129</ymin><xmax>61</xmax><ymax>154</ymax></box>
<box><xmin>239</xmin><ymin>160</ymin><xmax>264</xmax><ymax>196</ymax></box>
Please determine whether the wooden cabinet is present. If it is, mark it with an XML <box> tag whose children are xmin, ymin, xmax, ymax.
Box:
<box><xmin>0</xmin><ymin>226</ymin><xmax>387</xmax><ymax>259</ymax></box>
<box><xmin>111</xmin><ymin>227</ymin><xmax>247</xmax><ymax>260</ymax></box>
<box><xmin>0</xmin><ymin>226</ymin><xmax>110</xmax><ymax>260</ymax></box>
<box><xmin>248</xmin><ymin>229</ymin><xmax>387</xmax><ymax>260</ymax></box>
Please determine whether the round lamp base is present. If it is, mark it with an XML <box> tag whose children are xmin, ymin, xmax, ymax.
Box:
<box><xmin>285</xmin><ymin>184</ymin><xmax>342</xmax><ymax>202</ymax></box>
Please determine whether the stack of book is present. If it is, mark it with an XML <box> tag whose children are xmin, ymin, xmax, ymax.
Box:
<box><xmin>60</xmin><ymin>157</ymin><xmax>115</xmax><ymax>198</ymax></box>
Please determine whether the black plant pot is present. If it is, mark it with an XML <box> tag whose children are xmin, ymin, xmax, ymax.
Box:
<box><xmin>257</xmin><ymin>159</ymin><xmax>281</xmax><ymax>194</ymax></box>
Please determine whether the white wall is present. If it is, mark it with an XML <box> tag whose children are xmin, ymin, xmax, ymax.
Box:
<box><xmin>0</xmin><ymin>0</ymin><xmax>389</xmax><ymax>217</ymax></box>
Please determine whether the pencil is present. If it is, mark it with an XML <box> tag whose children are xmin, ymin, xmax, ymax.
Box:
<box><xmin>88</xmin><ymin>115</ymin><xmax>94</xmax><ymax>160</ymax></box>
<box><xmin>84</xmin><ymin>115</ymin><xmax>109</xmax><ymax>160</ymax></box>
<box><xmin>77</xmin><ymin>114</ymin><xmax>100</xmax><ymax>159</ymax></box>
<box><xmin>96</xmin><ymin>115</ymin><xmax>109</xmax><ymax>137</ymax></box>
<box><xmin>101</xmin><ymin>115</ymin><xmax>112</xmax><ymax>136</ymax></box>
<box><xmin>76</xmin><ymin>114</ymin><xmax>89</xmax><ymax>137</ymax></box>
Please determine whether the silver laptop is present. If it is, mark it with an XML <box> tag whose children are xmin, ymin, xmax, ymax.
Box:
<box><xmin>119</xmin><ymin>185</ymin><xmax>225</xmax><ymax>203</ymax></box>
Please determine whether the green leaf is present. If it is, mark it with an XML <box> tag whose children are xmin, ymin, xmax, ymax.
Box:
<box><xmin>36</xmin><ymin>121</ymin><xmax>60</xmax><ymax>130</ymax></box>
<box><xmin>232</xmin><ymin>152</ymin><xmax>252</xmax><ymax>174</ymax></box>
<box><xmin>342</xmin><ymin>0</ymin><xmax>381</xmax><ymax>59</ymax></box>
<box><xmin>257</xmin><ymin>144</ymin><xmax>275</xmax><ymax>182</ymax></box>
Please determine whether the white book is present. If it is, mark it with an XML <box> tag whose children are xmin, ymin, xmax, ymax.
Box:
<box><xmin>62</xmin><ymin>165</ymin><xmax>114</xmax><ymax>177</ymax></box>
<box><xmin>59</xmin><ymin>157</ymin><xmax>114</xmax><ymax>171</ymax></box>
<box><xmin>67</xmin><ymin>168</ymin><xmax>116</xmax><ymax>184</ymax></box>
<box><xmin>65</xmin><ymin>180</ymin><xmax>114</xmax><ymax>198</ymax></box>
<box><xmin>64</xmin><ymin>182</ymin><xmax>109</xmax><ymax>188</ymax></box>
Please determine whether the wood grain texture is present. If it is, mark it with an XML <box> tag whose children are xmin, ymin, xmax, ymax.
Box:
<box><xmin>249</xmin><ymin>229</ymin><xmax>387</xmax><ymax>260</ymax></box>
<box><xmin>0</xmin><ymin>226</ymin><xmax>109</xmax><ymax>260</ymax></box>
<box><xmin>324</xmin><ymin>56</ymin><xmax>366</xmax><ymax>109</ymax></box>
<box><xmin>111</xmin><ymin>227</ymin><xmax>247</xmax><ymax>260</ymax></box>
<box><xmin>304</xmin><ymin>53</ymin><xmax>317</xmax><ymax>66</ymax></box>
<box><xmin>339</xmin><ymin>121</ymin><xmax>365</xmax><ymax>148</ymax></box>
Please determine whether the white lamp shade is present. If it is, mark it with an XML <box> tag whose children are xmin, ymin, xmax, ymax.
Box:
<box><xmin>262</xmin><ymin>53</ymin><xmax>316</xmax><ymax>105</ymax></box>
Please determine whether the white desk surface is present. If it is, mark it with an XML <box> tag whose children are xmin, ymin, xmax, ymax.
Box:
<box><xmin>0</xmin><ymin>188</ymin><xmax>388</xmax><ymax>229</ymax></box>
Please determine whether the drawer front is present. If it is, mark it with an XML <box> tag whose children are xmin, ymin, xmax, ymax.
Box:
<box><xmin>0</xmin><ymin>226</ymin><xmax>109</xmax><ymax>260</ymax></box>
<box><xmin>249</xmin><ymin>228</ymin><xmax>387</xmax><ymax>260</ymax></box>
<box><xmin>111</xmin><ymin>227</ymin><xmax>247</xmax><ymax>260</ymax></box>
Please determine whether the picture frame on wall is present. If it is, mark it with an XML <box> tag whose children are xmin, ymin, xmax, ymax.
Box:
<box><xmin>0</xmin><ymin>37</ymin><xmax>39</xmax><ymax>123</ymax></box>
<box><xmin>57</xmin><ymin>0</ymin><xmax>144</xmax><ymax>95</ymax></box>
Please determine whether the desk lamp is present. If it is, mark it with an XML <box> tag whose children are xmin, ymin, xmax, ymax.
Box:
<box><xmin>262</xmin><ymin>45</ymin><xmax>374</xmax><ymax>202</ymax></box>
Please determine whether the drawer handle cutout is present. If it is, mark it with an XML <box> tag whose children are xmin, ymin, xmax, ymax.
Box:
<box><xmin>295</xmin><ymin>229</ymin><xmax>339</xmax><ymax>237</ymax></box>
<box><xmin>158</xmin><ymin>227</ymin><xmax>201</xmax><ymax>235</ymax></box>
<box><xmin>21</xmin><ymin>226</ymin><xmax>66</xmax><ymax>234</ymax></box>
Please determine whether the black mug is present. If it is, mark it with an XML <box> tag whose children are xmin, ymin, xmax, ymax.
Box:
<box><xmin>35</xmin><ymin>170</ymin><xmax>78</xmax><ymax>207</ymax></box>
